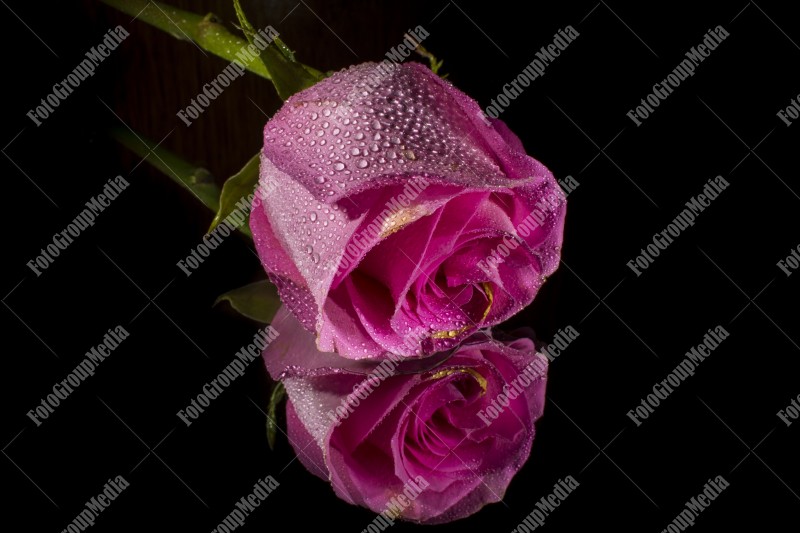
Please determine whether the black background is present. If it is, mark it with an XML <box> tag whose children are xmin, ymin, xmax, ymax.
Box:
<box><xmin>3</xmin><ymin>1</ymin><xmax>799</xmax><ymax>531</ymax></box>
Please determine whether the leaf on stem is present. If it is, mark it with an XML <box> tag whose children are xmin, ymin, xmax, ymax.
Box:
<box><xmin>267</xmin><ymin>382</ymin><xmax>286</xmax><ymax>450</ymax></box>
<box><xmin>215</xmin><ymin>280</ymin><xmax>280</xmax><ymax>324</ymax></box>
<box><xmin>110</xmin><ymin>126</ymin><xmax>221</xmax><ymax>212</ymax></box>
<box><xmin>209</xmin><ymin>153</ymin><xmax>260</xmax><ymax>237</ymax></box>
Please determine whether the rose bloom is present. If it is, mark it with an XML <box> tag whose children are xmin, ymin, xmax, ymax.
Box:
<box><xmin>251</xmin><ymin>62</ymin><xmax>566</xmax><ymax>359</ymax></box>
<box><xmin>264</xmin><ymin>306</ymin><xmax>548</xmax><ymax>524</ymax></box>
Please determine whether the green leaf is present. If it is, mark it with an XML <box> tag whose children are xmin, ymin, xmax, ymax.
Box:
<box><xmin>232</xmin><ymin>0</ymin><xmax>322</xmax><ymax>99</ymax></box>
<box><xmin>100</xmin><ymin>0</ymin><xmax>324</xmax><ymax>84</ymax></box>
<box><xmin>209</xmin><ymin>153</ymin><xmax>260</xmax><ymax>238</ymax></box>
<box><xmin>215</xmin><ymin>280</ymin><xmax>280</xmax><ymax>323</ymax></box>
<box><xmin>267</xmin><ymin>381</ymin><xmax>286</xmax><ymax>450</ymax></box>
<box><xmin>101</xmin><ymin>0</ymin><xmax>270</xmax><ymax>79</ymax></box>
<box><xmin>110</xmin><ymin>127</ymin><xmax>220</xmax><ymax>212</ymax></box>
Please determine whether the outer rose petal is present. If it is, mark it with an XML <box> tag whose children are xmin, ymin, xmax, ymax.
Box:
<box><xmin>264</xmin><ymin>306</ymin><xmax>548</xmax><ymax>524</ymax></box>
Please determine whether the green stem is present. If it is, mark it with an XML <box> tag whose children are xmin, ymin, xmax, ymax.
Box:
<box><xmin>111</xmin><ymin>126</ymin><xmax>221</xmax><ymax>212</ymax></box>
<box><xmin>100</xmin><ymin>0</ymin><xmax>271</xmax><ymax>79</ymax></box>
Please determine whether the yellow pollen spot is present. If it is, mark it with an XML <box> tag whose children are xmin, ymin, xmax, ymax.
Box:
<box><xmin>480</xmin><ymin>282</ymin><xmax>494</xmax><ymax>322</ymax></box>
<box><xmin>428</xmin><ymin>368</ymin><xmax>488</xmax><ymax>394</ymax></box>
<box><xmin>430</xmin><ymin>283</ymin><xmax>494</xmax><ymax>339</ymax></box>
<box><xmin>430</xmin><ymin>326</ymin><xmax>470</xmax><ymax>339</ymax></box>
<box><xmin>383</xmin><ymin>505</ymin><xmax>402</xmax><ymax>520</ymax></box>
<box><xmin>379</xmin><ymin>205</ymin><xmax>429</xmax><ymax>238</ymax></box>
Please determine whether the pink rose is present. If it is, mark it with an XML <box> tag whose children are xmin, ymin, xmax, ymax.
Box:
<box><xmin>251</xmin><ymin>62</ymin><xmax>566</xmax><ymax>359</ymax></box>
<box><xmin>264</xmin><ymin>306</ymin><xmax>548</xmax><ymax>524</ymax></box>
